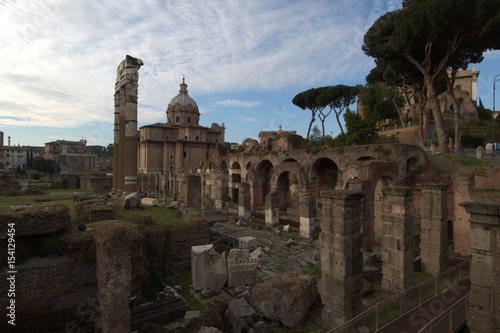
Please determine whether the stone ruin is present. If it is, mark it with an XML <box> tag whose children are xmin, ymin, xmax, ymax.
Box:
<box><xmin>191</xmin><ymin>244</ymin><xmax>259</xmax><ymax>291</ymax></box>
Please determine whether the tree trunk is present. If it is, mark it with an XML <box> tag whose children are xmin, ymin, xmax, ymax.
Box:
<box><xmin>306</xmin><ymin>114</ymin><xmax>315</xmax><ymax>141</ymax></box>
<box><xmin>426</xmin><ymin>80</ymin><xmax>449</xmax><ymax>153</ymax></box>
<box><xmin>335</xmin><ymin>112</ymin><xmax>345</xmax><ymax>135</ymax></box>
<box><xmin>392</xmin><ymin>96</ymin><xmax>407</xmax><ymax>128</ymax></box>
<box><xmin>450</xmin><ymin>92</ymin><xmax>461</xmax><ymax>153</ymax></box>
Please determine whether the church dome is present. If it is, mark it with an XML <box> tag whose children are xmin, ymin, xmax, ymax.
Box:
<box><xmin>168</xmin><ymin>78</ymin><xmax>198</xmax><ymax>108</ymax></box>
<box><xmin>166</xmin><ymin>78</ymin><xmax>200</xmax><ymax>125</ymax></box>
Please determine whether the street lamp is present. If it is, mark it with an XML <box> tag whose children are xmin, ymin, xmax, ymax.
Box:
<box><xmin>493</xmin><ymin>74</ymin><xmax>500</xmax><ymax>158</ymax></box>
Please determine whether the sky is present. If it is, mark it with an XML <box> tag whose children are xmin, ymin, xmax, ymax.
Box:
<box><xmin>1</xmin><ymin>0</ymin><xmax>499</xmax><ymax>148</ymax></box>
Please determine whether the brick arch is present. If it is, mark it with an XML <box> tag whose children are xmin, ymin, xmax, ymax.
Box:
<box><xmin>271</xmin><ymin>161</ymin><xmax>308</xmax><ymax>190</ymax></box>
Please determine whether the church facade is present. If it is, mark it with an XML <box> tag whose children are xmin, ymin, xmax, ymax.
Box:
<box><xmin>137</xmin><ymin>78</ymin><xmax>225</xmax><ymax>196</ymax></box>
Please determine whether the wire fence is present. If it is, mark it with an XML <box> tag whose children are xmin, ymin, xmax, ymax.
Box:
<box><xmin>326</xmin><ymin>260</ymin><xmax>470</xmax><ymax>333</ymax></box>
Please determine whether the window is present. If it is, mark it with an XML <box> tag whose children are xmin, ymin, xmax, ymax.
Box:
<box><xmin>195</xmin><ymin>136</ymin><xmax>199</xmax><ymax>141</ymax></box>
<box><xmin>188</xmin><ymin>117</ymin><xmax>191</xmax><ymax>123</ymax></box>
<box><xmin>175</xmin><ymin>116</ymin><xmax>180</xmax><ymax>123</ymax></box>
<box><xmin>183</xmin><ymin>151</ymin><xmax>187</xmax><ymax>158</ymax></box>
<box><xmin>184</xmin><ymin>136</ymin><xmax>187</xmax><ymax>140</ymax></box>
<box><xmin>169</xmin><ymin>150</ymin><xmax>174</xmax><ymax>159</ymax></box>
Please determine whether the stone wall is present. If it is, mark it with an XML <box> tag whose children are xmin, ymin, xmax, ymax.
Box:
<box><xmin>452</xmin><ymin>174</ymin><xmax>474</xmax><ymax>255</ymax></box>
<box><xmin>0</xmin><ymin>256</ymin><xmax>98</xmax><ymax>333</ymax></box>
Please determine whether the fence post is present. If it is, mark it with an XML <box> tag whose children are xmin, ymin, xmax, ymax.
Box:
<box><xmin>434</xmin><ymin>276</ymin><xmax>438</xmax><ymax>296</ymax></box>
<box><xmin>419</xmin><ymin>284</ymin><xmax>422</xmax><ymax>304</ymax></box>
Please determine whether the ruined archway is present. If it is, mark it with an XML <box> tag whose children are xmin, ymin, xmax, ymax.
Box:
<box><xmin>253</xmin><ymin>160</ymin><xmax>274</xmax><ymax>207</ymax></box>
<box><xmin>276</xmin><ymin>171</ymin><xmax>300</xmax><ymax>212</ymax></box>
<box><xmin>311</xmin><ymin>158</ymin><xmax>338</xmax><ymax>206</ymax></box>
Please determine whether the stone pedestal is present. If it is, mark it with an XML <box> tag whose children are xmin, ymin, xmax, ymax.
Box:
<box><xmin>265</xmin><ymin>191</ymin><xmax>280</xmax><ymax>228</ymax></box>
<box><xmin>95</xmin><ymin>223</ymin><xmax>133</xmax><ymax>333</ymax></box>
<box><xmin>461</xmin><ymin>202</ymin><xmax>500</xmax><ymax>333</ymax></box>
<box><xmin>299</xmin><ymin>190</ymin><xmax>317</xmax><ymax>239</ymax></box>
<box><xmin>419</xmin><ymin>184</ymin><xmax>448</xmax><ymax>275</ymax></box>
<box><xmin>381</xmin><ymin>187</ymin><xmax>414</xmax><ymax>292</ymax></box>
<box><xmin>191</xmin><ymin>244</ymin><xmax>227</xmax><ymax>291</ymax></box>
<box><xmin>319</xmin><ymin>190</ymin><xmax>364</xmax><ymax>327</ymax></box>
<box><xmin>238</xmin><ymin>182</ymin><xmax>251</xmax><ymax>221</ymax></box>
<box><xmin>227</xmin><ymin>249</ymin><xmax>259</xmax><ymax>288</ymax></box>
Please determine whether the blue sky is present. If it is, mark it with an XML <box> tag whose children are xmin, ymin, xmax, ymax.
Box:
<box><xmin>1</xmin><ymin>0</ymin><xmax>499</xmax><ymax>147</ymax></box>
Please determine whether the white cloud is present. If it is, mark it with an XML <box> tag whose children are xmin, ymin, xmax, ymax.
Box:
<box><xmin>215</xmin><ymin>100</ymin><xmax>262</xmax><ymax>108</ymax></box>
<box><xmin>233</xmin><ymin>117</ymin><xmax>260</xmax><ymax>123</ymax></box>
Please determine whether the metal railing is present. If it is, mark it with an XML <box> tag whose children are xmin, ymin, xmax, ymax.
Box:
<box><xmin>327</xmin><ymin>260</ymin><xmax>470</xmax><ymax>333</ymax></box>
<box><xmin>417</xmin><ymin>294</ymin><xmax>469</xmax><ymax>333</ymax></box>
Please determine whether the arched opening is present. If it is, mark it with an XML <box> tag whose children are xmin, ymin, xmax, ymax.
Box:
<box><xmin>277</xmin><ymin>171</ymin><xmax>299</xmax><ymax>212</ymax></box>
<box><xmin>311</xmin><ymin>158</ymin><xmax>338</xmax><ymax>207</ymax></box>
<box><xmin>253</xmin><ymin>160</ymin><xmax>273</xmax><ymax>207</ymax></box>
<box><xmin>406</xmin><ymin>156</ymin><xmax>419</xmax><ymax>177</ymax></box>
<box><xmin>231</xmin><ymin>162</ymin><xmax>242</xmax><ymax>202</ymax></box>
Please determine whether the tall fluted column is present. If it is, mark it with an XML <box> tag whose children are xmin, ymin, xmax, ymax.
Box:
<box><xmin>113</xmin><ymin>55</ymin><xmax>143</xmax><ymax>197</ymax></box>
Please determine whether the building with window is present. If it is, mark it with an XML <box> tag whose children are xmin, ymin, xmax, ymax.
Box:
<box><xmin>0</xmin><ymin>132</ymin><xmax>44</xmax><ymax>169</ymax></box>
<box><xmin>44</xmin><ymin>139</ymin><xmax>97</xmax><ymax>172</ymax></box>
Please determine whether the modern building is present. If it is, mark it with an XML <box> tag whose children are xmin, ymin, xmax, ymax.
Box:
<box><xmin>0</xmin><ymin>132</ymin><xmax>44</xmax><ymax>169</ymax></box>
<box><xmin>137</xmin><ymin>78</ymin><xmax>226</xmax><ymax>194</ymax></box>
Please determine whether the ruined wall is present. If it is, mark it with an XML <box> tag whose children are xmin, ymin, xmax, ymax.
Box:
<box><xmin>0</xmin><ymin>257</ymin><xmax>98</xmax><ymax>333</ymax></box>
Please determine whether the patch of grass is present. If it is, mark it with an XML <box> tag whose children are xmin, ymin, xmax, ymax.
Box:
<box><xmin>301</xmin><ymin>262</ymin><xmax>321</xmax><ymax>276</ymax></box>
<box><xmin>430</xmin><ymin>154</ymin><xmax>490</xmax><ymax>175</ymax></box>
<box><xmin>374</xmin><ymin>145</ymin><xmax>391</xmax><ymax>159</ymax></box>
<box><xmin>176</xmin><ymin>273</ymin><xmax>204</xmax><ymax>311</ymax></box>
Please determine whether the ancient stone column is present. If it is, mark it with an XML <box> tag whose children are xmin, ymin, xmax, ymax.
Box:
<box><xmin>299</xmin><ymin>189</ymin><xmax>316</xmax><ymax>238</ymax></box>
<box><xmin>116</xmin><ymin>89</ymin><xmax>126</xmax><ymax>197</ymax></box>
<box><xmin>111</xmin><ymin>92</ymin><xmax>120</xmax><ymax>195</ymax></box>
<box><xmin>381</xmin><ymin>187</ymin><xmax>414</xmax><ymax>292</ymax></box>
<box><xmin>113</xmin><ymin>55</ymin><xmax>143</xmax><ymax>197</ymax></box>
<box><xmin>348</xmin><ymin>179</ymin><xmax>371</xmax><ymax>251</ymax></box>
<box><xmin>419</xmin><ymin>184</ymin><xmax>448</xmax><ymax>275</ymax></box>
<box><xmin>265</xmin><ymin>191</ymin><xmax>280</xmax><ymax>228</ymax></box>
<box><xmin>238</xmin><ymin>182</ymin><xmax>251</xmax><ymax>221</ymax></box>
<box><xmin>320</xmin><ymin>190</ymin><xmax>364</xmax><ymax>327</ymax></box>
<box><xmin>95</xmin><ymin>223</ymin><xmax>133</xmax><ymax>333</ymax></box>
<box><xmin>214</xmin><ymin>175</ymin><xmax>224</xmax><ymax>210</ymax></box>
<box><xmin>461</xmin><ymin>202</ymin><xmax>500</xmax><ymax>333</ymax></box>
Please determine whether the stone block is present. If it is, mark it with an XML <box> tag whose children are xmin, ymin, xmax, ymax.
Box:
<box><xmin>141</xmin><ymin>198</ymin><xmax>158</xmax><ymax>206</ymax></box>
<box><xmin>239</xmin><ymin>236</ymin><xmax>257</xmax><ymax>250</ymax></box>
<box><xmin>123</xmin><ymin>192</ymin><xmax>141</xmax><ymax>209</ymax></box>
<box><xmin>471</xmin><ymin>227</ymin><xmax>492</xmax><ymax>251</ymax></box>
<box><xmin>469</xmin><ymin>285</ymin><xmax>492</xmax><ymax>310</ymax></box>
<box><xmin>184</xmin><ymin>310</ymin><xmax>201</xmax><ymax>325</ymax></box>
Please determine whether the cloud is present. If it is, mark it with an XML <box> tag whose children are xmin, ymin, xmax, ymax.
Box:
<box><xmin>233</xmin><ymin>117</ymin><xmax>260</xmax><ymax>123</ymax></box>
<box><xmin>214</xmin><ymin>100</ymin><xmax>262</xmax><ymax>108</ymax></box>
